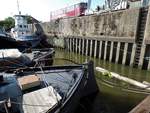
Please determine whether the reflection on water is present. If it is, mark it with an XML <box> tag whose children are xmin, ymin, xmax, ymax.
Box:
<box><xmin>54</xmin><ymin>49</ymin><xmax>150</xmax><ymax>113</ymax></box>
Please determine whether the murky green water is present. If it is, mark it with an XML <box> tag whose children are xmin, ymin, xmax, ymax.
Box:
<box><xmin>54</xmin><ymin>49</ymin><xmax>150</xmax><ymax>113</ymax></box>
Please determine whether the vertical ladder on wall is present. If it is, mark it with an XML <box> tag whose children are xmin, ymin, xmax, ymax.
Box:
<box><xmin>133</xmin><ymin>7</ymin><xmax>148</xmax><ymax>67</ymax></box>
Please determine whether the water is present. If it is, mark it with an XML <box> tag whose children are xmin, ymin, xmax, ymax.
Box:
<box><xmin>54</xmin><ymin>49</ymin><xmax>150</xmax><ymax>113</ymax></box>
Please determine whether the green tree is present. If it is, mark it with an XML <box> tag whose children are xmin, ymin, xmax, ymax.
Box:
<box><xmin>4</xmin><ymin>17</ymin><xmax>15</xmax><ymax>31</ymax></box>
<box><xmin>0</xmin><ymin>17</ymin><xmax>15</xmax><ymax>31</ymax></box>
<box><xmin>26</xmin><ymin>16</ymin><xmax>33</xmax><ymax>24</ymax></box>
<box><xmin>0</xmin><ymin>21</ymin><xmax>5</xmax><ymax>27</ymax></box>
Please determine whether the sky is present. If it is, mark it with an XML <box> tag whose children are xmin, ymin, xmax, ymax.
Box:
<box><xmin>0</xmin><ymin>0</ymin><xmax>105</xmax><ymax>22</ymax></box>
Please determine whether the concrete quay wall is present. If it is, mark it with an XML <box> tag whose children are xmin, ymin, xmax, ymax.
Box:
<box><xmin>145</xmin><ymin>7</ymin><xmax>150</xmax><ymax>44</ymax></box>
<box><xmin>43</xmin><ymin>8</ymin><xmax>140</xmax><ymax>42</ymax></box>
<box><xmin>42</xmin><ymin>7</ymin><xmax>150</xmax><ymax>70</ymax></box>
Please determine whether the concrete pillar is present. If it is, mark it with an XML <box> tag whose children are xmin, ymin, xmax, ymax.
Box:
<box><xmin>138</xmin><ymin>44</ymin><xmax>146</xmax><ymax>68</ymax></box>
<box><xmin>72</xmin><ymin>38</ymin><xmax>74</xmax><ymax>52</ymax></box>
<box><xmin>76</xmin><ymin>38</ymin><xmax>78</xmax><ymax>53</ymax></box>
<box><xmin>115</xmin><ymin>42</ymin><xmax>121</xmax><ymax>63</ymax></box>
<box><xmin>68</xmin><ymin>38</ymin><xmax>70</xmax><ymax>51</ymax></box>
<box><xmin>67</xmin><ymin>38</ymin><xmax>69</xmax><ymax>50</ymax></box>
<box><xmin>147</xmin><ymin>58</ymin><xmax>150</xmax><ymax>70</ymax></box>
<box><xmin>69</xmin><ymin>38</ymin><xmax>71</xmax><ymax>51</ymax></box>
<box><xmin>74</xmin><ymin>38</ymin><xmax>76</xmax><ymax>52</ymax></box>
<box><xmin>90</xmin><ymin>40</ymin><xmax>93</xmax><ymax>57</ymax></box>
<box><xmin>71</xmin><ymin>38</ymin><xmax>73</xmax><ymax>52</ymax></box>
<box><xmin>86</xmin><ymin>39</ymin><xmax>88</xmax><ymax>56</ymax></box>
<box><xmin>109</xmin><ymin>41</ymin><xmax>114</xmax><ymax>62</ymax></box>
<box><xmin>64</xmin><ymin>37</ymin><xmax>66</xmax><ymax>49</ymax></box>
<box><xmin>104</xmin><ymin>41</ymin><xmax>108</xmax><ymax>60</ymax></box>
<box><xmin>82</xmin><ymin>39</ymin><xmax>84</xmax><ymax>55</ymax></box>
<box><xmin>66</xmin><ymin>38</ymin><xmax>68</xmax><ymax>50</ymax></box>
<box><xmin>65</xmin><ymin>38</ymin><xmax>68</xmax><ymax>50</ymax></box>
<box><xmin>122</xmin><ymin>43</ymin><xmax>128</xmax><ymax>65</ymax></box>
<box><xmin>130</xmin><ymin>43</ymin><xmax>136</xmax><ymax>66</ymax></box>
<box><xmin>99</xmin><ymin>41</ymin><xmax>102</xmax><ymax>59</ymax></box>
<box><xmin>70</xmin><ymin>38</ymin><xmax>72</xmax><ymax>52</ymax></box>
<box><xmin>94</xmin><ymin>40</ymin><xmax>97</xmax><ymax>57</ymax></box>
<box><xmin>79</xmin><ymin>38</ymin><xmax>81</xmax><ymax>55</ymax></box>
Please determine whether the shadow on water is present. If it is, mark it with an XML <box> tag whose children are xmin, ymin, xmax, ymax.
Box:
<box><xmin>54</xmin><ymin>49</ymin><xmax>150</xmax><ymax>113</ymax></box>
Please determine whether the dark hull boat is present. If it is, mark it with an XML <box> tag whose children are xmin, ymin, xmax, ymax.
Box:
<box><xmin>0</xmin><ymin>48</ymin><xmax>55</xmax><ymax>71</ymax></box>
<box><xmin>11</xmin><ymin>15</ymin><xmax>49</xmax><ymax>48</ymax></box>
<box><xmin>14</xmin><ymin>35</ymin><xmax>41</xmax><ymax>48</ymax></box>
<box><xmin>0</xmin><ymin>29</ymin><xmax>28</xmax><ymax>51</ymax></box>
<box><xmin>0</xmin><ymin>61</ymin><xmax>98</xmax><ymax>113</ymax></box>
<box><xmin>0</xmin><ymin>35</ymin><xmax>23</xmax><ymax>48</ymax></box>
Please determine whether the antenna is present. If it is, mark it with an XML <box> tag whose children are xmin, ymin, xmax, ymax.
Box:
<box><xmin>86</xmin><ymin>0</ymin><xmax>91</xmax><ymax>14</ymax></box>
<box><xmin>17</xmin><ymin>0</ymin><xmax>21</xmax><ymax>15</ymax></box>
<box><xmin>87</xmin><ymin>0</ymin><xmax>91</xmax><ymax>10</ymax></box>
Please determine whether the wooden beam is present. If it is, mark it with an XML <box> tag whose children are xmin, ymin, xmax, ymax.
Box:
<box><xmin>129</xmin><ymin>95</ymin><xmax>150</xmax><ymax>113</ymax></box>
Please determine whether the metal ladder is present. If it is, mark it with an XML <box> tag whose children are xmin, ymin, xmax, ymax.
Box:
<box><xmin>133</xmin><ymin>7</ymin><xmax>148</xmax><ymax>67</ymax></box>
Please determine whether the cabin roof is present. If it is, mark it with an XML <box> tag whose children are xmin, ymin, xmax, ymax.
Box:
<box><xmin>14</xmin><ymin>15</ymin><xmax>28</xmax><ymax>18</ymax></box>
<box><xmin>129</xmin><ymin>0</ymin><xmax>141</xmax><ymax>2</ymax></box>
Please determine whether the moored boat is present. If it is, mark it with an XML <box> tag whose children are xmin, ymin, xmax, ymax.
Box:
<box><xmin>0</xmin><ymin>27</ymin><xmax>28</xmax><ymax>51</ymax></box>
<box><xmin>11</xmin><ymin>15</ymin><xmax>42</xmax><ymax>48</ymax></box>
<box><xmin>0</xmin><ymin>48</ymin><xmax>55</xmax><ymax>71</ymax></box>
<box><xmin>0</xmin><ymin>60</ymin><xmax>98</xmax><ymax>113</ymax></box>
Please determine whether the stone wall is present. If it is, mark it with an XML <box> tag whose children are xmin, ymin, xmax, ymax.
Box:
<box><xmin>42</xmin><ymin>8</ymin><xmax>140</xmax><ymax>43</ymax></box>
<box><xmin>41</xmin><ymin>7</ymin><xmax>150</xmax><ymax>70</ymax></box>
<box><xmin>144</xmin><ymin>7</ymin><xmax>150</xmax><ymax>44</ymax></box>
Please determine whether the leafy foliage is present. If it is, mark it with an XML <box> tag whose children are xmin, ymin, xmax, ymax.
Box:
<box><xmin>26</xmin><ymin>16</ymin><xmax>33</xmax><ymax>24</ymax></box>
<box><xmin>0</xmin><ymin>17</ymin><xmax>15</xmax><ymax>31</ymax></box>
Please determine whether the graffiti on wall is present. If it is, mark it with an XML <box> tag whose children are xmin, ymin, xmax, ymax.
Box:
<box><xmin>106</xmin><ymin>0</ymin><xmax>128</xmax><ymax>10</ymax></box>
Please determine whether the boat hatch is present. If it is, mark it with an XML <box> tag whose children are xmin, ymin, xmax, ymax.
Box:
<box><xmin>17</xmin><ymin>74</ymin><xmax>40</xmax><ymax>90</ymax></box>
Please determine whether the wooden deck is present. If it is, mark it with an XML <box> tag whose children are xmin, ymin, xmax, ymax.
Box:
<box><xmin>21</xmin><ymin>86</ymin><xmax>61</xmax><ymax>113</ymax></box>
<box><xmin>129</xmin><ymin>95</ymin><xmax>150</xmax><ymax>113</ymax></box>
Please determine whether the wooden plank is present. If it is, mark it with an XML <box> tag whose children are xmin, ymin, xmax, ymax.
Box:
<box><xmin>129</xmin><ymin>95</ymin><xmax>150</xmax><ymax>113</ymax></box>
<box><xmin>22</xmin><ymin>86</ymin><xmax>61</xmax><ymax>113</ymax></box>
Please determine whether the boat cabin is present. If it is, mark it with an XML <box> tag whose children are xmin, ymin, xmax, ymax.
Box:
<box><xmin>11</xmin><ymin>15</ymin><xmax>34</xmax><ymax>40</ymax></box>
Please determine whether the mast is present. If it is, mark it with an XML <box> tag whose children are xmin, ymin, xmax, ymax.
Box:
<box><xmin>17</xmin><ymin>0</ymin><xmax>21</xmax><ymax>15</ymax></box>
<box><xmin>86</xmin><ymin>0</ymin><xmax>91</xmax><ymax>14</ymax></box>
<box><xmin>87</xmin><ymin>0</ymin><xmax>91</xmax><ymax>9</ymax></box>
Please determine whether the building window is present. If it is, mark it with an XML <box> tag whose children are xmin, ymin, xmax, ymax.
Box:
<box><xmin>19</xmin><ymin>25</ymin><xmax>22</xmax><ymax>28</ymax></box>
